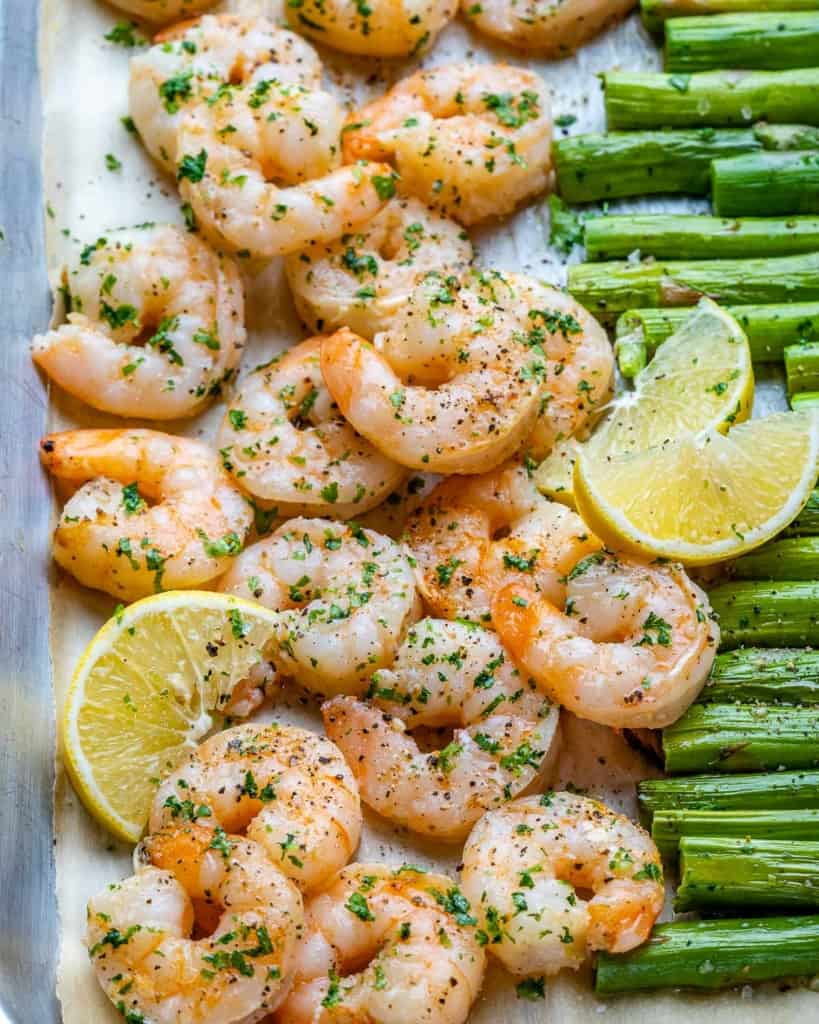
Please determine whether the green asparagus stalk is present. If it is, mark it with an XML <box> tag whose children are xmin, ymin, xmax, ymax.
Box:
<box><xmin>786</xmin><ymin>340</ymin><xmax>819</xmax><ymax>394</ymax></box>
<box><xmin>784</xmin><ymin>488</ymin><xmax>819</xmax><ymax>534</ymax></box>
<box><xmin>638</xmin><ymin>769</ymin><xmax>819</xmax><ymax>823</ymax></box>
<box><xmin>652</xmin><ymin>808</ymin><xmax>819</xmax><ymax>859</ymax></box>
<box><xmin>699</xmin><ymin>647</ymin><xmax>819</xmax><ymax>702</ymax></box>
<box><xmin>567</xmin><ymin>252</ymin><xmax>819</xmax><ymax>319</ymax></box>
<box><xmin>792</xmin><ymin>390</ymin><xmax>819</xmax><ymax>409</ymax></box>
<box><xmin>732</xmin><ymin>537</ymin><xmax>819</xmax><ymax>579</ymax></box>
<box><xmin>709</xmin><ymin>580</ymin><xmax>819</xmax><ymax>647</ymax></box>
<box><xmin>614</xmin><ymin>302</ymin><xmax>819</xmax><ymax>377</ymax></box>
<box><xmin>713</xmin><ymin>151</ymin><xmax>819</xmax><ymax>217</ymax></box>
<box><xmin>676</xmin><ymin>836</ymin><xmax>819</xmax><ymax>911</ymax></box>
<box><xmin>756</xmin><ymin>122</ymin><xmax>819</xmax><ymax>149</ymax></box>
<box><xmin>662</xmin><ymin>703</ymin><xmax>819</xmax><ymax>773</ymax></box>
<box><xmin>596</xmin><ymin>915</ymin><xmax>819</xmax><ymax>994</ymax></box>
<box><xmin>553</xmin><ymin>128</ymin><xmax>760</xmax><ymax>203</ymax></box>
<box><xmin>586</xmin><ymin>214</ymin><xmax>819</xmax><ymax>260</ymax></box>
<box><xmin>642</xmin><ymin>0</ymin><xmax>819</xmax><ymax>34</ymax></box>
<box><xmin>665</xmin><ymin>12</ymin><xmax>819</xmax><ymax>72</ymax></box>
<box><xmin>603</xmin><ymin>69</ymin><xmax>819</xmax><ymax>130</ymax></box>
<box><xmin>614</xmin><ymin>329</ymin><xmax>651</xmax><ymax>378</ymax></box>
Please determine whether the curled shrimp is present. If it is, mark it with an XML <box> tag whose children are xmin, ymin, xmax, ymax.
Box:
<box><xmin>341</xmin><ymin>64</ymin><xmax>553</xmax><ymax>225</ymax></box>
<box><xmin>87</xmin><ymin>824</ymin><xmax>303</xmax><ymax>1024</ymax></box>
<box><xmin>492</xmin><ymin>551</ymin><xmax>719</xmax><ymax>729</ymax></box>
<box><xmin>218</xmin><ymin>518</ymin><xmax>421</xmax><ymax>697</ymax></box>
<box><xmin>405</xmin><ymin>464</ymin><xmax>602</xmax><ymax>622</ymax></box>
<box><xmin>150</xmin><ymin>722</ymin><xmax>361</xmax><ymax>894</ymax></box>
<box><xmin>130</xmin><ymin>15</ymin><xmax>323</xmax><ymax>172</ymax></box>
<box><xmin>462</xmin><ymin>0</ymin><xmax>636</xmax><ymax>56</ymax></box>
<box><xmin>460</xmin><ymin>793</ymin><xmax>664</xmax><ymax>977</ymax></box>
<box><xmin>322</xmin><ymin>617</ymin><xmax>561</xmax><ymax>841</ymax></box>
<box><xmin>274</xmin><ymin>863</ymin><xmax>486</xmax><ymax>1024</ymax></box>
<box><xmin>215</xmin><ymin>336</ymin><xmax>405</xmax><ymax>518</ymax></box>
<box><xmin>285</xmin><ymin>197</ymin><xmax>473</xmax><ymax>339</ymax></box>
<box><xmin>285</xmin><ymin>0</ymin><xmax>455</xmax><ymax>56</ymax></box>
<box><xmin>469</xmin><ymin>270</ymin><xmax>614</xmax><ymax>460</ymax></box>
<box><xmin>320</xmin><ymin>276</ymin><xmax>543</xmax><ymax>475</ymax></box>
<box><xmin>32</xmin><ymin>226</ymin><xmax>244</xmax><ymax>420</ymax></box>
<box><xmin>40</xmin><ymin>428</ymin><xmax>251</xmax><ymax>601</ymax></box>
<box><xmin>175</xmin><ymin>79</ymin><xmax>393</xmax><ymax>259</ymax></box>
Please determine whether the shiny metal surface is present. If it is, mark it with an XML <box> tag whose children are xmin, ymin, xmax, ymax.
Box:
<box><xmin>0</xmin><ymin>0</ymin><xmax>59</xmax><ymax>1019</ymax></box>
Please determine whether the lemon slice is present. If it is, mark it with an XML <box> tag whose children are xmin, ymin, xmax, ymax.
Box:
<box><xmin>534</xmin><ymin>438</ymin><xmax>581</xmax><ymax>507</ymax></box>
<box><xmin>588</xmin><ymin>298</ymin><xmax>754</xmax><ymax>458</ymax></box>
<box><xmin>535</xmin><ymin>300</ymin><xmax>752</xmax><ymax>507</ymax></box>
<box><xmin>575</xmin><ymin>411</ymin><xmax>819</xmax><ymax>564</ymax></box>
<box><xmin>62</xmin><ymin>591</ymin><xmax>277</xmax><ymax>843</ymax></box>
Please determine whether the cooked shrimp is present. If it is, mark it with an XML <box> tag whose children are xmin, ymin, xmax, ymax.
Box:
<box><xmin>129</xmin><ymin>15</ymin><xmax>323</xmax><ymax>172</ymax></box>
<box><xmin>88</xmin><ymin>825</ymin><xmax>303</xmax><ymax>1024</ymax></box>
<box><xmin>32</xmin><ymin>226</ymin><xmax>244</xmax><ymax>420</ymax></box>
<box><xmin>462</xmin><ymin>0</ymin><xmax>636</xmax><ymax>56</ymax></box>
<box><xmin>341</xmin><ymin>64</ymin><xmax>553</xmax><ymax>225</ymax></box>
<box><xmin>356</xmin><ymin>472</ymin><xmax>436</xmax><ymax>540</ymax></box>
<box><xmin>491</xmin><ymin>551</ymin><xmax>719</xmax><ymax>729</ymax></box>
<box><xmin>405</xmin><ymin>464</ymin><xmax>602</xmax><ymax>622</ymax></box>
<box><xmin>320</xmin><ymin>277</ymin><xmax>543</xmax><ymax>475</ymax></box>
<box><xmin>175</xmin><ymin>81</ymin><xmax>393</xmax><ymax>259</ymax></box>
<box><xmin>285</xmin><ymin>0</ymin><xmax>455</xmax><ymax>56</ymax></box>
<box><xmin>106</xmin><ymin>0</ymin><xmax>217</xmax><ymax>25</ymax></box>
<box><xmin>460</xmin><ymin>793</ymin><xmax>664</xmax><ymax>977</ymax></box>
<box><xmin>285</xmin><ymin>197</ymin><xmax>473</xmax><ymax>339</ymax></box>
<box><xmin>469</xmin><ymin>270</ymin><xmax>614</xmax><ymax>459</ymax></box>
<box><xmin>322</xmin><ymin>617</ymin><xmax>561</xmax><ymax>841</ymax></box>
<box><xmin>150</xmin><ymin>722</ymin><xmax>361</xmax><ymax>894</ymax></box>
<box><xmin>218</xmin><ymin>519</ymin><xmax>421</xmax><ymax>697</ymax></box>
<box><xmin>40</xmin><ymin>428</ymin><xmax>251</xmax><ymax>601</ymax></box>
<box><xmin>275</xmin><ymin>863</ymin><xmax>486</xmax><ymax>1024</ymax></box>
<box><xmin>215</xmin><ymin>337</ymin><xmax>405</xmax><ymax>518</ymax></box>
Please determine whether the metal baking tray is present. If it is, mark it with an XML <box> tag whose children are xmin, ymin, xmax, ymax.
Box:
<box><xmin>0</xmin><ymin>0</ymin><xmax>58</xmax><ymax>1020</ymax></box>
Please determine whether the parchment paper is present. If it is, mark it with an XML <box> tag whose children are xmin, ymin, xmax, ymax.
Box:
<box><xmin>39</xmin><ymin>0</ymin><xmax>810</xmax><ymax>1019</ymax></box>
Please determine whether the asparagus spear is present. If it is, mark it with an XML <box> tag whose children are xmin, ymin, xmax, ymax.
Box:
<box><xmin>642</xmin><ymin>0</ymin><xmax>819</xmax><ymax>35</ymax></box>
<box><xmin>708</xmin><ymin>580</ymin><xmax>819</xmax><ymax>647</ymax></box>
<box><xmin>614</xmin><ymin>302</ymin><xmax>819</xmax><ymax>377</ymax></box>
<box><xmin>555</xmin><ymin>122</ymin><xmax>819</xmax><ymax>204</ymax></box>
<box><xmin>676</xmin><ymin>836</ymin><xmax>819</xmax><ymax>911</ymax></box>
<box><xmin>792</xmin><ymin>390</ymin><xmax>819</xmax><ymax>409</ymax></box>
<box><xmin>732</xmin><ymin>537</ymin><xmax>819</xmax><ymax>579</ymax></box>
<box><xmin>665</xmin><ymin>12</ymin><xmax>819</xmax><ymax>72</ymax></box>
<box><xmin>756</xmin><ymin>122</ymin><xmax>819</xmax><ymax>149</ymax></box>
<box><xmin>712</xmin><ymin>151</ymin><xmax>819</xmax><ymax>217</ymax></box>
<box><xmin>586</xmin><ymin>214</ymin><xmax>819</xmax><ymax>260</ymax></box>
<box><xmin>786</xmin><ymin>341</ymin><xmax>819</xmax><ymax>393</ymax></box>
<box><xmin>784</xmin><ymin>488</ymin><xmax>819</xmax><ymax>534</ymax></box>
<box><xmin>638</xmin><ymin>769</ymin><xmax>819</xmax><ymax>822</ymax></box>
<box><xmin>596</xmin><ymin>915</ymin><xmax>819</xmax><ymax>994</ymax></box>
<box><xmin>567</xmin><ymin>252</ymin><xmax>819</xmax><ymax>319</ymax></box>
<box><xmin>603</xmin><ymin>69</ymin><xmax>819</xmax><ymax>130</ymax></box>
<box><xmin>699</xmin><ymin>647</ymin><xmax>819</xmax><ymax>702</ymax></box>
<box><xmin>652</xmin><ymin>808</ymin><xmax>819</xmax><ymax>859</ymax></box>
<box><xmin>663</xmin><ymin>702</ymin><xmax>819</xmax><ymax>773</ymax></box>
<box><xmin>553</xmin><ymin>128</ymin><xmax>760</xmax><ymax>203</ymax></box>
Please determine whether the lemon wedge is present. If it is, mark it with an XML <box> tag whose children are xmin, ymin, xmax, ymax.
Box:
<box><xmin>535</xmin><ymin>300</ymin><xmax>753</xmax><ymax>508</ymax></box>
<box><xmin>575</xmin><ymin>410</ymin><xmax>819</xmax><ymax>564</ymax></box>
<box><xmin>589</xmin><ymin>298</ymin><xmax>754</xmax><ymax>458</ymax></box>
<box><xmin>62</xmin><ymin>590</ymin><xmax>277</xmax><ymax>843</ymax></box>
<box><xmin>534</xmin><ymin>438</ymin><xmax>581</xmax><ymax>507</ymax></box>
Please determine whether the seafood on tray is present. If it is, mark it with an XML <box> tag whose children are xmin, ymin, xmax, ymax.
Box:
<box><xmin>33</xmin><ymin>2</ymin><xmax>819</xmax><ymax>1022</ymax></box>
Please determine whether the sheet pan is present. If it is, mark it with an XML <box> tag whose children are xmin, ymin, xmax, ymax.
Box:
<box><xmin>0</xmin><ymin>0</ymin><xmax>811</xmax><ymax>1018</ymax></box>
<box><xmin>0</xmin><ymin>0</ymin><xmax>59</xmax><ymax>1020</ymax></box>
